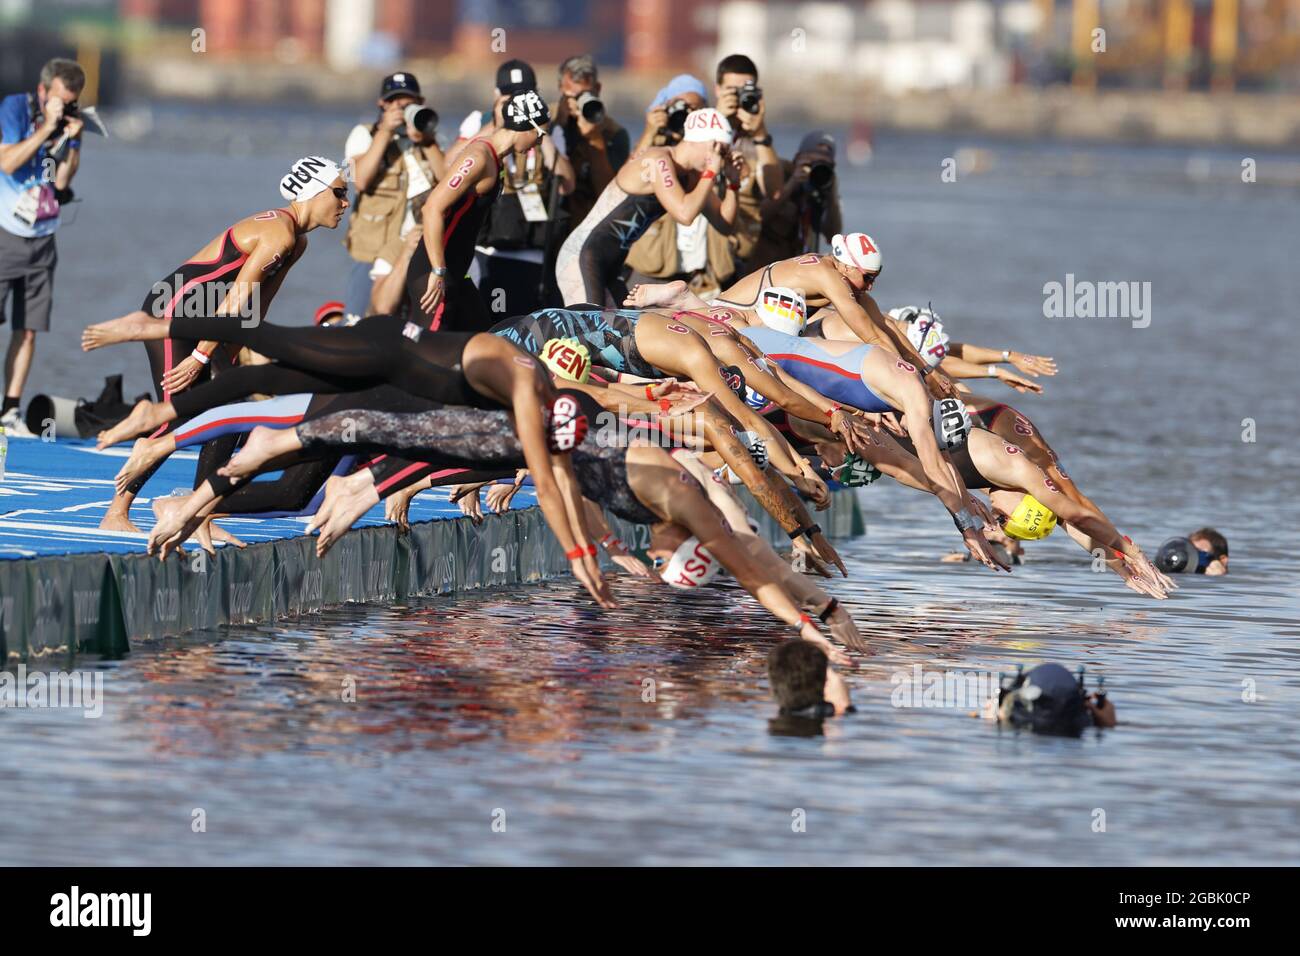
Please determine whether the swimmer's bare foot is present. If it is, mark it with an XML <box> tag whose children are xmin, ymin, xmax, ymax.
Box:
<box><xmin>98</xmin><ymin>399</ymin><xmax>168</xmax><ymax>449</ymax></box>
<box><xmin>308</xmin><ymin>473</ymin><xmax>380</xmax><ymax>557</ymax></box>
<box><xmin>99</xmin><ymin>501</ymin><xmax>142</xmax><ymax>534</ymax></box>
<box><xmin>624</xmin><ymin>279</ymin><xmax>688</xmax><ymax>309</ymax></box>
<box><xmin>384</xmin><ymin>481</ymin><xmax>423</xmax><ymax>531</ymax></box>
<box><xmin>218</xmin><ymin>424</ymin><xmax>297</xmax><ymax>480</ymax></box>
<box><xmin>82</xmin><ymin>311</ymin><xmax>164</xmax><ymax>351</ymax></box>
<box><xmin>115</xmin><ymin>436</ymin><xmax>171</xmax><ymax>495</ymax></box>
<box><xmin>149</xmin><ymin>494</ymin><xmax>208</xmax><ymax>558</ymax></box>
<box><xmin>207</xmin><ymin>519</ymin><xmax>246</xmax><ymax>549</ymax></box>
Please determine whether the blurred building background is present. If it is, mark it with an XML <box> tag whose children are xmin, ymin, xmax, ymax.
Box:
<box><xmin>2</xmin><ymin>0</ymin><xmax>1300</xmax><ymax>142</ymax></box>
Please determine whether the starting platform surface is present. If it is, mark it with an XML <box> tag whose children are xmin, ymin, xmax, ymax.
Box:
<box><xmin>0</xmin><ymin>435</ymin><xmax>536</xmax><ymax>560</ymax></box>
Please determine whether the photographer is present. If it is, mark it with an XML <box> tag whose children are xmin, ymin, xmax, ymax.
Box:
<box><xmin>713</xmin><ymin>54</ymin><xmax>783</xmax><ymax>272</ymax></box>
<box><xmin>631</xmin><ymin>74</ymin><xmax>707</xmax><ymax>156</ymax></box>
<box><xmin>470</xmin><ymin>59</ymin><xmax>575</xmax><ymax>315</ymax></box>
<box><xmin>342</xmin><ymin>72</ymin><xmax>444</xmax><ymax>319</ymax></box>
<box><xmin>0</xmin><ymin>58</ymin><xmax>85</xmax><ymax>436</ymax></box>
<box><xmin>553</xmin><ymin>55</ymin><xmax>629</xmax><ymax>231</ymax></box>
<box><xmin>748</xmin><ymin>130</ymin><xmax>844</xmax><ymax>269</ymax></box>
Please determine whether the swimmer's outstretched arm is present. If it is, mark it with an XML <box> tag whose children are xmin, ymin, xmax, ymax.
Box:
<box><xmin>946</xmin><ymin>342</ymin><xmax>1057</xmax><ymax>378</ymax></box>
<box><xmin>678</xmin><ymin>453</ymin><xmax>868</xmax><ymax>654</ymax></box>
<box><xmin>936</xmin><ymin>354</ymin><xmax>1043</xmax><ymax>394</ymax></box>
<box><xmin>633</xmin><ymin>448</ymin><xmax>848</xmax><ymax>665</ymax></box>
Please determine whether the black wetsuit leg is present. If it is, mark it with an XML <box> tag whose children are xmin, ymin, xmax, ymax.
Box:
<box><xmin>168</xmin><ymin>315</ymin><xmax>490</xmax><ymax>408</ymax></box>
<box><xmin>216</xmin><ymin>456</ymin><xmax>342</xmax><ymax>515</ymax></box>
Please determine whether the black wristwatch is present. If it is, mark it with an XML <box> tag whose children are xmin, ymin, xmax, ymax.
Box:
<box><xmin>752</xmin><ymin>135</ymin><xmax>773</xmax><ymax>147</ymax></box>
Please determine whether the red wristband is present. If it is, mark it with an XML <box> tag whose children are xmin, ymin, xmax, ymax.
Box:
<box><xmin>659</xmin><ymin>398</ymin><xmax>671</xmax><ymax>413</ymax></box>
<box><xmin>586</xmin><ymin>544</ymin><xmax>598</xmax><ymax>557</ymax></box>
<box><xmin>645</xmin><ymin>385</ymin><xmax>655</xmax><ymax>401</ymax></box>
<box><xmin>565</xmin><ymin>546</ymin><xmax>585</xmax><ymax>560</ymax></box>
<box><xmin>727</xmin><ymin>180</ymin><xmax>739</xmax><ymax>191</ymax></box>
<box><xmin>701</xmin><ymin>170</ymin><xmax>717</xmax><ymax>181</ymax></box>
<box><xmin>825</xmin><ymin>403</ymin><xmax>841</xmax><ymax>419</ymax></box>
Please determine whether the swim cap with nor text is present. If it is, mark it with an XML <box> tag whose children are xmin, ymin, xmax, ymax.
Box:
<box><xmin>754</xmin><ymin>286</ymin><xmax>807</xmax><ymax>336</ymax></box>
<box><xmin>280</xmin><ymin>156</ymin><xmax>345</xmax><ymax>202</ymax></box>
<box><xmin>1003</xmin><ymin>493</ymin><xmax>1057</xmax><ymax>540</ymax></box>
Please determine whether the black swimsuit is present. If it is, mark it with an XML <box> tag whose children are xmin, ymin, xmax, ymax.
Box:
<box><xmin>405</xmin><ymin>138</ymin><xmax>503</xmax><ymax>332</ymax></box>
<box><xmin>894</xmin><ymin>429</ymin><xmax>1001</xmax><ymax>490</ymax></box>
<box><xmin>127</xmin><ymin>213</ymin><xmax>295</xmax><ymax>497</ymax></box>
<box><xmin>556</xmin><ymin>179</ymin><xmax>666</xmax><ymax>306</ymax></box>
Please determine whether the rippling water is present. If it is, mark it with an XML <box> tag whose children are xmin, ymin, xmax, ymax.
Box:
<box><xmin>2</xmin><ymin>102</ymin><xmax>1298</xmax><ymax>865</ymax></box>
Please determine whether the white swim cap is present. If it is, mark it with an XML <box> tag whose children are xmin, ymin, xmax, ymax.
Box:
<box><xmin>931</xmin><ymin>398</ymin><xmax>973</xmax><ymax>450</ymax></box>
<box><xmin>754</xmin><ymin>286</ymin><xmax>807</xmax><ymax>336</ymax></box>
<box><xmin>888</xmin><ymin>305</ymin><xmax>921</xmax><ymax>323</ymax></box>
<box><xmin>905</xmin><ymin>308</ymin><xmax>950</xmax><ymax>369</ymax></box>
<box><xmin>682</xmin><ymin>108</ymin><xmax>734</xmax><ymax>145</ymax></box>
<box><xmin>660</xmin><ymin>535</ymin><xmax>722</xmax><ymax>589</ymax></box>
<box><xmin>830</xmin><ymin>232</ymin><xmax>882</xmax><ymax>275</ymax></box>
<box><xmin>279</xmin><ymin>156</ymin><xmax>344</xmax><ymax>202</ymax></box>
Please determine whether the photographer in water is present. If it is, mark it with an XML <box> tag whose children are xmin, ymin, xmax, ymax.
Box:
<box><xmin>747</xmin><ymin>130</ymin><xmax>844</xmax><ymax>271</ymax></box>
<box><xmin>342</xmin><ymin>72</ymin><xmax>444</xmax><ymax>319</ymax></box>
<box><xmin>0</xmin><ymin>58</ymin><xmax>88</xmax><ymax>436</ymax></box>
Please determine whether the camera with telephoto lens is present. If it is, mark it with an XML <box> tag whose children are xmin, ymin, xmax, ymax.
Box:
<box><xmin>807</xmin><ymin>161</ymin><xmax>834</xmax><ymax>193</ymax></box>
<box><xmin>575</xmin><ymin>90</ymin><xmax>605</xmax><ymax>124</ymax></box>
<box><xmin>402</xmin><ymin>103</ymin><xmax>438</xmax><ymax>137</ymax></box>
<box><xmin>54</xmin><ymin>101</ymin><xmax>79</xmax><ymax>133</ymax></box>
<box><xmin>664</xmin><ymin>98</ymin><xmax>692</xmax><ymax>136</ymax></box>
<box><xmin>738</xmin><ymin>80</ymin><xmax>762</xmax><ymax>114</ymax></box>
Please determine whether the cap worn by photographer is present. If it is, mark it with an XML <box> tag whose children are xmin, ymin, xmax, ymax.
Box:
<box><xmin>279</xmin><ymin>156</ymin><xmax>344</xmax><ymax>202</ymax></box>
<box><xmin>496</xmin><ymin>59</ymin><xmax>537</xmax><ymax>95</ymax></box>
<box><xmin>380</xmin><ymin>72</ymin><xmax>421</xmax><ymax>100</ymax></box>
<box><xmin>798</xmin><ymin>130</ymin><xmax>836</xmax><ymax>156</ymax></box>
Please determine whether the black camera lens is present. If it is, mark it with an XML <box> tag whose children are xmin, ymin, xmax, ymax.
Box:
<box><xmin>808</xmin><ymin>162</ymin><xmax>834</xmax><ymax>190</ymax></box>
<box><xmin>576</xmin><ymin>91</ymin><xmax>605</xmax><ymax>124</ymax></box>
<box><xmin>665</xmin><ymin>98</ymin><xmax>691</xmax><ymax>134</ymax></box>
<box><xmin>739</xmin><ymin>81</ymin><xmax>762</xmax><ymax>114</ymax></box>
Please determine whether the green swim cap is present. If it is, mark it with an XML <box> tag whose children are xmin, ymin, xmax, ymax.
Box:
<box><xmin>832</xmin><ymin>453</ymin><xmax>881</xmax><ymax>488</ymax></box>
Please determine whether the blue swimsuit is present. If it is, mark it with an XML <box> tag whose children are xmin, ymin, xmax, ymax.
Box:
<box><xmin>738</xmin><ymin>326</ymin><xmax>893</xmax><ymax>413</ymax></box>
<box><xmin>489</xmin><ymin>308</ymin><xmax>658</xmax><ymax>378</ymax></box>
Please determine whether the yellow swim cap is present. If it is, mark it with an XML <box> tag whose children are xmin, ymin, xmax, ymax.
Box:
<box><xmin>1003</xmin><ymin>494</ymin><xmax>1057</xmax><ymax>540</ymax></box>
<box><xmin>539</xmin><ymin>338</ymin><xmax>592</xmax><ymax>384</ymax></box>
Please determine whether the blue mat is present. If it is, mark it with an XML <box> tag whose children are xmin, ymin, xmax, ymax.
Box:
<box><xmin>0</xmin><ymin>436</ymin><xmax>534</xmax><ymax>560</ymax></box>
